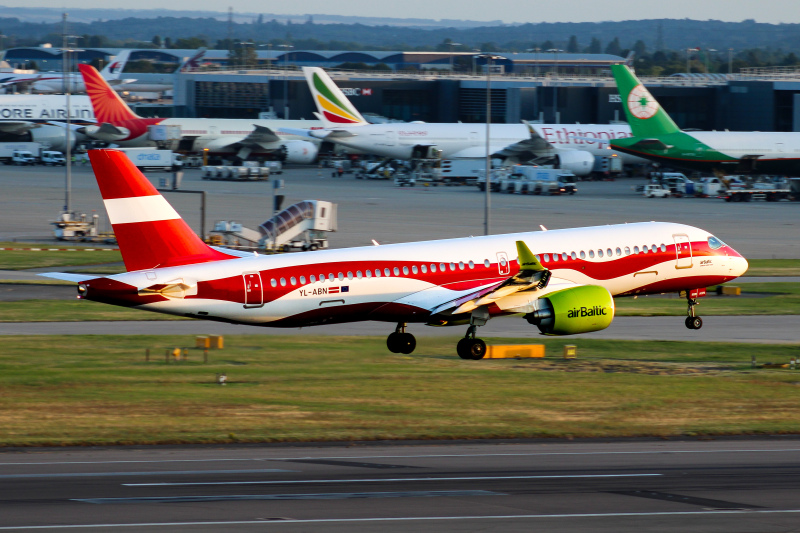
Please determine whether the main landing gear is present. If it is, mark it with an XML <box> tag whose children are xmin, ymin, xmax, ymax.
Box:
<box><xmin>685</xmin><ymin>295</ymin><xmax>703</xmax><ymax>330</ymax></box>
<box><xmin>387</xmin><ymin>323</ymin><xmax>416</xmax><ymax>354</ymax></box>
<box><xmin>457</xmin><ymin>325</ymin><xmax>487</xmax><ymax>360</ymax></box>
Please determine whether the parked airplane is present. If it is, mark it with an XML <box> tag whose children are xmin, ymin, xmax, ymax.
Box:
<box><xmin>41</xmin><ymin>149</ymin><xmax>748</xmax><ymax>358</ymax></box>
<box><xmin>0</xmin><ymin>94</ymin><xmax>93</xmax><ymax>151</ymax></box>
<box><xmin>293</xmin><ymin>67</ymin><xmax>640</xmax><ymax>175</ymax></box>
<box><xmin>0</xmin><ymin>57</ymin><xmax>131</xmax><ymax>95</ymax></box>
<box><xmin>104</xmin><ymin>48</ymin><xmax>207</xmax><ymax>93</ymax></box>
<box><xmin>77</xmin><ymin>64</ymin><xmax>321</xmax><ymax>163</ymax></box>
<box><xmin>609</xmin><ymin>64</ymin><xmax>800</xmax><ymax>175</ymax></box>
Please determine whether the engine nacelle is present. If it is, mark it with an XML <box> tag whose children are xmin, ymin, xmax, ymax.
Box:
<box><xmin>30</xmin><ymin>125</ymin><xmax>83</xmax><ymax>152</ymax></box>
<box><xmin>555</xmin><ymin>150</ymin><xmax>595</xmax><ymax>177</ymax></box>
<box><xmin>281</xmin><ymin>140</ymin><xmax>319</xmax><ymax>164</ymax></box>
<box><xmin>525</xmin><ymin>285</ymin><xmax>614</xmax><ymax>335</ymax></box>
<box><xmin>82</xmin><ymin>124</ymin><xmax>131</xmax><ymax>142</ymax></box>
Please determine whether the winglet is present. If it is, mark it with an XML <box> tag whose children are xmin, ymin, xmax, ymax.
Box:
<box><xmin>516</xmin><ymin>241</ymin><xmax>546</xmax><ymax>272</ymax></box>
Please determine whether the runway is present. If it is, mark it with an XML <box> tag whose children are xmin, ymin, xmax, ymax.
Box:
<box><xmin>1</xmin><ymin>438</ymin><xmax>800</xmax><ymax>531</ymax></box>
<box><xmin>0</xmin><ymin>315</ymin><xmax>797</xmax><ymax>344</ymax></box>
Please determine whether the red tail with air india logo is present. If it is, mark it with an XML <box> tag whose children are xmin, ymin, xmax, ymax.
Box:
<box><xmin>88</xmin><ymin>150</ymin><xmax>236</xmax><ymax>272</ymax></box>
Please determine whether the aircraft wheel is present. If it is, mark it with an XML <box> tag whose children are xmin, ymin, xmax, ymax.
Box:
<box><xmin>685</xmin><ymin>316</ymin><xmax>703</xmax><ymax>330</ymax></box>
<box><xmin>386</xmin><ymin>332</ymin><xmax>402</xmax><ymax>353</ymax></box>
<box><xmin>398</xmin><ymin>333</ymin><xmax>416</xmax><ymax>354</ymax></box>
<box><xmin>456</xmin><ymin>338</ymin><xmax>472</xmax><ymax>359</ymax></box>
<box><xmin>468</xmin><ymin>339</ymin><xmax>487</xmax><ymax>360</ymax></box>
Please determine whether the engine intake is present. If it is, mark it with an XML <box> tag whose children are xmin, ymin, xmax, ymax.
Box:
<box><xmin>525</xmin><ymin>285</ymin><xmax>614</xmax><ymax>335</ymax></box>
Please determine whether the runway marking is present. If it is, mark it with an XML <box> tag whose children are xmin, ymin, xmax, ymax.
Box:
<box><xmin>4</xmin><ymin>509</ymin><xmax>800</xmax><ymax>529</ymax></box>
<box><xmin>5</xmin><ymin>448</ymin><xmax>800</xmax><ymax>466</ymax></box>
<box><xmin>73</xmin><ymin>490</ymin><xmax>501</xmax><ymax>504</ymax></box>
<box><xmin>123</xmin><ymin>473</ymin><xmax>661</xmax><ymax>487</ymax></box>
<box><xmin>0</xmin><ymin>469</ymin><xmax>293</xmax><ymax>479</ymax></box>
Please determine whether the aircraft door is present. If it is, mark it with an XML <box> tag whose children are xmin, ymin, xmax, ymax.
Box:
<box><xmin>243</xmin><ymin>272</ymin><xmax>264</xmax><ymax>308</ymax></box>
<box><xmin>673</xmin><ymin>234</ymin><xmax>693</xmax><ymax>269</ymax></box>
<box><xmin>497</xmin><ymin>252</ymin><xmax>511</xmax><ymax>276</ymax></box>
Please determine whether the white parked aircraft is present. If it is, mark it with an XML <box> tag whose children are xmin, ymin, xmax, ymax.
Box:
<box><xmin>77</xmin><ymin>64</ymin><xmax>322</xmax><ymax>164</ymax></box>
<box><xmin>41</xmin><ymin>149</ymin><xmax>748</xmax><ymax>358</ymax></box>
<box><xmin>294</xmin><ymin>67</ymin><xmax>640</xmax><ymax>175</ymax></box>
<box><xmin>0</xmin><ymin>94</ymin><xmax>94</xmax><ymax>151</ymax></box>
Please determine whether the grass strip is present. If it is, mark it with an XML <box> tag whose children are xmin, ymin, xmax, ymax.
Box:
<box><xmin>0</xmin><ymin>334</ymin><xmax>799</xmax><ymax>446</ymax></box>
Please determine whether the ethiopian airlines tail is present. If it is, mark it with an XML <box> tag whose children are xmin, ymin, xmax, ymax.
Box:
<box><xmin>88</xmin><ymin>150</ymin><xmax>236</xmax><ymax>272</ymax></box>
<box><xmin>302</xmin><ymin>67</ymin><xmax>369</xmax><ymax>127</ymax></box>
<box><xmin>610</xmin><ymin>64</ymin><xmax>681</xmax><ymax>138</ymax></box>
<box><xmin>79</xmin><ymin>64</ymin><xmax>142</xmax><ymax>123</ymax></box>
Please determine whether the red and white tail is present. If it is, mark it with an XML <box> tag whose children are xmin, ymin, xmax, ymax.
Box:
<box><xmin>89</xmin><ymin>150</ymin><xmax>236</xmax><ymax>272</ymax></box>
<box><xmin>78</xmin><ymin>64</ymin><xmax>141</xmax><ymax>124</ymax></box>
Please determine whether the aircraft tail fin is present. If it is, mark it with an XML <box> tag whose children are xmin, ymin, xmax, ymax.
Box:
<box><xmin>302</xmin><ymin>67</ymin><xmax>368</xmax><ymax>127</ymax></box>
<box><xmin>99</xmin><ymin>49</ymin><xmax>131</xmax><ymax>80</ymax></box>
<box><xmin>178</xmin><ymin>48</ymin><xmax>207</xmax><ymax>73</ymax></box>
<box><xmin>88</xmin><ymin>149</ymin><xmax>236</xmax><ymax>272</ymax></box>
<box><xmin>79</xmin><ymin>64</ymin><xmax>142</xmax><ymax>123</ymax></box>
<box><xmin>610</xmin><ymin>64</ymin><xmax>681</xmax><ymax>138</ymax></box>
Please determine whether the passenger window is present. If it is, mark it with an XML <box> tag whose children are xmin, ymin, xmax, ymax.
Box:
<box><xmin>468</xmin><ymin>261</ymin><xmax>474</xmax><ymax>269</ymax></box>
<box><xmin>484</xmin><ymin>259</ymin><xmax>490</xmax><ymax>268</ymax></box>
<box><xmin>431</xmin><ymin>264</ymin><xmax>437</xmax><ymax>273</ymax></box>
<box><xmin>402</xmin><ymin>266</ymin><xmax>409</xmax><ymax>275</ymax></box>
<box><xmin>459</xmin><ymin>261</ymin><xmax>465</xmax><ymax>270</ymax></box>
<box><xmin>385</xmin><ymin>268</ymin><xmax>391</xmax><ymax>276</ymax></box>
<box><xmin>660</xmin><ymin>244</ymin><xmax>667</xmax><ymax>252</ymax></box>
<box><xmin>366</xmin><ymin>270</ymin><xmax>372</xmax><ymax>278</ymax></box>
<box><xmin>310</xmin><ymin>275</ymin><xmax>316</xmax><ymax>283</ymax></box>
<box><xmin>271</xmin><ymin>278</ymin><xmax>277</xmax><ymax>287</ymax></box>
<box><xmin>544</xmin><ymin>253</ymin><xmax>550</xmax><ymax>262</ymax></box>
<box><xmin>411</xmin><ymin>265</ymin><xmax>418</xmax><ymax>274</ymax></box>
<box><xmin>615</xmin><ymin>247</ymin><xmax>621</xmax><ymax>256</ymax></box>
<box><xmin>562</xmin><ymin>252</ymin><xmax>568</xmax><ymax>261</ymax></box>
<box><xmin>589</xmin><ymin>250</ymin><xmax>595</xmax><ymax>259</ymax></box>
<box><xmin>440</xmin><ymin>263</ymin><xmax>446</xmax><ymax>271</ymax></box>
<box><xmin>607</xmin><ymin>248</ymin><xmax>613</xmax><ymax>257</ymax></box>
<box><xmin>289</xmin><ymin>278</ymin><xmax>296</xmax><ymax>286</ymax></box>
<box><xmin>580</xmin><ymin>251</ymin><xmax>586</xmax><ymax>259</ymax></box>
<box><xmin>356</xmin><ymin>271</ymin><xmax>362</xmax><ymax>279</ymax></box>
<box><xmin>643</xmin><ymin>245</ymin><xmax>649</xmax><ymax>253</ymax></box>
<box><xmin>338</xmin><ymin>272</ymin><xmax>344</xmax><ymax>281</ymax></box>
<box><xmin>624</xmin><ymin>247</ymin><xmax>630</xmax><ymax>256</ymax></box>
<box><xmin>329</xmin><ymin>273</ymin><xmax>335</xmax><ymax>281</ymax></box>
<box><xmin>570</xmin><ymin>252</ymin><xmax>577</xmax><ymax>260</ymax></box>
<box><xmin>450</xmin><ymin>262</ymin><xmax>456</xmax><ymax>271</ymax></box>
<box><xmin>347</xmin><ymin>271</ymin><xmax>353</xmax><ymax>280</ymax></box>
<box><xmin>553</xmin><ymin>254</ymin><xmax>559</xmax><ymax>262</ymax></box>
<box><xmin>300</xmin><ymin>276</ymin><xmax>306</xmax><ymax>284</ymax></box>
<box><xmin>598</xmin><ymin>249</ymin><xmax>604</xmax><ymax>258</ymax></box>
<box><xmin>634</xmin><ymin>246</ymin><xmax>639</xmax><ymax>254</ymax></box>
<box><xmin>280</xmin><ymin>278</ymin><xmax>287</xmax><ymax>286</ymax></box>
<box><xmin>651</xmin><ymin>244</ymin><xmax>657</xmax><ymax>252</ymax></box>
<box><xmin>374</xmin><ymin>269</ymin><xmax>381</xmax><ymax>278</ymax></box>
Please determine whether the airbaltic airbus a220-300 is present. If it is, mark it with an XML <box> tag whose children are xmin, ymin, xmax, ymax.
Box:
<box><xmin>43</xmin><ymin>150</ymin><xmax>748</xmax><ymax>358</ymax></box>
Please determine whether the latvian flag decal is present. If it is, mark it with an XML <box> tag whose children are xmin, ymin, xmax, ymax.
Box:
<box><xmin>329</xmin><ymin>286</ymin><xmax>349</xmax><ymax>294</ymax></box>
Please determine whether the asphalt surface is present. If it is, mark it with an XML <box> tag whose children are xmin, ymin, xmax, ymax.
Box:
<box><xmin>2</xmin><ymin>438</ymin><xmax>800</xmax><ymax>532</ymax></box>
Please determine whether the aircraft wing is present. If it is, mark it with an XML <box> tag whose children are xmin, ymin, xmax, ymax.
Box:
<box><xmin>494</xmin><ymin>121</ymin><xmax>558</xmax><ymax>159</ymax></box>
<box><xmin>448</xmin><ymin>144</ymin><xmax>523</xmax><ymax>159</ymax></box>
<box><xmin>623</xmin><ymin>138</ymin><xmax>673</xmax><ymax>151</ymax></box>
<box><xmin>38</xmin><ymin>272</ymin><xmax>95</xmax><ymax>283</ymax></box>
<box><xmin>428</xmin><ymin>241</ymin><xmax>552</xmax><ymax>317</ymax></box>
<box><xmin>0</xmin><ymin>121</ymin><xmax>40</xmax><ymax>134</ymax></box>
<box><xmin>274</xmin><ymin>126</ymin><xmax>337</xmax><ymax>140</ymax></box>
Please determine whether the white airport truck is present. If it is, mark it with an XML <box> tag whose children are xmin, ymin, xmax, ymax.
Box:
<box><xmin>0</xmin><ymin>142</ymin><xmax>41</xmax><ymax>164</ymax></box>
<box><xmin>115</xmin><ymin>148</ymin><xmax>183</xmax><ymax>172</ymax></box>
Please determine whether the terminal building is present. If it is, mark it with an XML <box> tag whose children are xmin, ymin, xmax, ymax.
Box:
<box><xmin>3</xmin><ymin>46</ymin><xmax>800</xmax><ymax>132</ymax></box>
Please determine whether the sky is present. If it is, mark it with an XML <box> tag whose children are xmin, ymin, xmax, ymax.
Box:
<box><xmin>1</xmin><ymin>0</ymin><xmax>799</xmax><ymax>24</ymax></box>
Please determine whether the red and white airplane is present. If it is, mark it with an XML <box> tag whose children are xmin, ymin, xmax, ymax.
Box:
<box><xmin>42</xmin><ymin>150</ymin><xmax>748</xmax><ymax>358</ymax></box>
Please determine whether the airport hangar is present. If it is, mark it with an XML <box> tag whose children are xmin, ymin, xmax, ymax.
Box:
<box><xmin>4</xmin><ymin>46</ymin><xmax>800</xmax><ymax>132</ymax></box>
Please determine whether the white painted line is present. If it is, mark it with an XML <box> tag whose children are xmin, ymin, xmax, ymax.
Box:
<box><xmin>5</xmin><ymin>447</ymin><xmax>800</xmax><ymax>466</ymax></box>
<box><xmin>124</xmin><ymin>473</ymin><xmax>661</xmax><ymax>487</ymax></box>
<box><xmin>0</xmin><ymin>469</ymin><xmax>293</xmax><ymax>479</ymax></box>
<box><xmin>3</xmin><ymin>509</ymin><xmax>800</xmax><ymax>529</ymax></box>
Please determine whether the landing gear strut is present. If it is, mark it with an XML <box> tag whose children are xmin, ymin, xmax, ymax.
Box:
<box><xmin>387</xmin><ymin>323</ymin><xmax>416</xmax><ymax>354</ymax></box>
<box><xmin>456</xmin><ymin>325</ymin><xmax>487</xmax><ymax>360</ymax></box>
<box><xmin>685</xmin><ymin>295</ymin><xmax>703</xmax><ymax>330</ymax></box>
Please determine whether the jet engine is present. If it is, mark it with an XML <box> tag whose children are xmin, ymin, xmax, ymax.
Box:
<box><xmin>554</xmin><ymin>150</ymin><xmax>595</xmax><ymax>177</ymax></box>
<box><xmin>30</xmin><ymin>125</ymin><xmax>82</xmax><ymax>153</ymax></box>
<box><xmin>280</xmin><ymin>140</ymin><xmax>319</xmax><ymax>164</ymax></box>
<box><xmin>81</xmin><ymin>124</ymin><xmax>131</xmax><ymax>142</ymax></box>
<box><xmin>524</xmin><ymin>285</ymin><xmax>614</xmax><ymax>335</ymax></box>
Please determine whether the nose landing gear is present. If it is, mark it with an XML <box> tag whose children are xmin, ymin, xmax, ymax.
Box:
<box><xmin>685</xmin><ymin>295</ymin><xmax>703</xmax><ymax>330</ymax></box>
<box><xmin>387</xmin><ymin>323</ymin><xmax>416</xmax><ymax>354</ymax></box>
<box><xmin>457</xmin><ymin>325</ymin><xmax>487</xmax><ymax>360</ymax></box>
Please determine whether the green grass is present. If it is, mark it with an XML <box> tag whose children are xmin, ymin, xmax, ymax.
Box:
<box><xmin>746</xmin><ymin>259</ymin><xmax>800</xmax><ymax>277</ymax></box>
<box><xmin>0</xmin><ymin>299</ymin><xmax>189</xmax><ymax>322</ymax></box>
<box><xmin>0</xmin><ymin>242</ymin><xmax>122</xmax><ymax>271</ymax></box>
<box><xmin>1</xmin><ymin>334</ymin><xmax>799</xmax><ymax>446</ymax></box>
<box><xmin>615</xmin><ymin>282</ymin><xmax>800</xmax><ymax>316</ymax></box>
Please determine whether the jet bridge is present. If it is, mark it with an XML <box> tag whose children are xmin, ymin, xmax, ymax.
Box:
<box><xmin>211</xmin><ymin>200</ymin><xmax>337</xmax><ymax>252</ymax></box>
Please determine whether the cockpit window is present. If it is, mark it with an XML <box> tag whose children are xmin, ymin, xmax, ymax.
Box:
<box><xmin>708</xmin><ymin>236</ymin><xmax>726</xmax><ymax>250</ymax></box>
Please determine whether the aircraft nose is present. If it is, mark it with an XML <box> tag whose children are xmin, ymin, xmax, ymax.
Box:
<box><xmin>730</xmin><ymin>255</ymin><xmax>749</xmax><ymax>277</ymax></box>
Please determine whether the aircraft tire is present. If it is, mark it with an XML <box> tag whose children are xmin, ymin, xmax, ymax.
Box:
<box><xmin>469</xmin><ymin>339</ymin><xmax>487</xmax><ymax>360</ymax></box>
<box><xmin>685</xmin><ymin>316</ymin><xmax>703</xmax><ymax>330</ymax></box>
<box><xmin>399</xmin><ymin>333</ymin><xmax>416</xmax><ymax>354</ymax></box>
<box><xmin>457</xmin><ymin>338</ymin><xmax>472</xmax><ymax>359</ymax></box>
<box><xmin>386</xmin><ymin>332</ymin><xmax>401</xmax><ymax>353</ymax></box>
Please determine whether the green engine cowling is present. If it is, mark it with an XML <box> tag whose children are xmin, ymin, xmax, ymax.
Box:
<box><xmin>525</xmin><ymin>285</ymin><xmax>615</xmax><ymax>335</ymax></box>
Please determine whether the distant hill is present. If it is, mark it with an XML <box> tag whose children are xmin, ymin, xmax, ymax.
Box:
<box><xmin>0</xmin><ymin>7</ymin><xmax>798</xmax><ymax>53</ymax></box>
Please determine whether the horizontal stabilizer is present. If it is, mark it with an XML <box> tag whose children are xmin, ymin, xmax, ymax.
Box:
<box><xmin>629</xmin><ymin>138</ymin><xmax>673</xmax><ymax>151</ymax></box>
<box><xmin>38</xmin><ymin>272</ymin><xmax>94</xmax><ymax>283</ymax></box>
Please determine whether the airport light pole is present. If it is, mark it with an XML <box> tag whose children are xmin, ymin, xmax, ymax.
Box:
<box><xmin>475</xmin><ymin>54</ymin><xmax>503</xmax><ymax>236</ymax></box>
<box><xmin>728</xmin><ymin>48</ymin><xmax>734</xmax><ymax>75</ymax></box>
<box><xmin>278</xmin><ymin>44</ymin><xmax>293</xmax><ymax>119</ymax></box>
<box><xmin>548</xmin><ymin>49</ymin><xmax>563</xmax><ymax>123</ymax></box>
<box><xmin>526</xmin><ymin>48</ymin><xmax>541</xmax><ymax>77</ymax></box>
<box><xmin>449</xmin><ymin>42</ymin><xmax>461</xmax><ymax>73</ymax></box>
<box><xmin>705</xmin><ymin>49</ymin><xmax>717</xmax><ymax>73</ymax></box>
